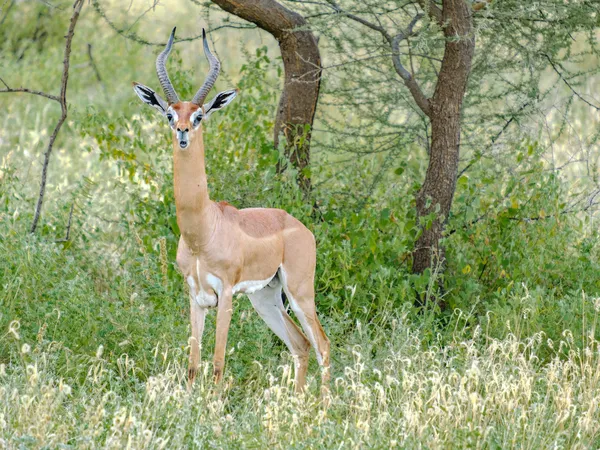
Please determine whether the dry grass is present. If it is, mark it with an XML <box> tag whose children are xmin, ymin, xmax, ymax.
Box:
<box><xmin>1</xmin><ymin>308</ymin><xmax>599</xmax><ymax>449</ymax></box>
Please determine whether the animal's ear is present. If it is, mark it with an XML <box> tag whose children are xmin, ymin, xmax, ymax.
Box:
<box><xmin>204</xmin><ymin>89</ymin><xmax>238</xmax><ymax>118</ymax></box>
<box><xmin>132</xmin><ymin>82</ymin><xmax>168</xmax><ymax>115</ymax></box>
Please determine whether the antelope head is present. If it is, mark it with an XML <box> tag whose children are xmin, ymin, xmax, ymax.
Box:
<box><xmin>133</xmin><ymin>28</ymin><xmax>238</xmax><ymax>150</ymax></box>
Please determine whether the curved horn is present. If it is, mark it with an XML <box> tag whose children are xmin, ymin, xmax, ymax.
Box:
<box><xmin>156</xmin><ymin>27</ymin><xmax>180</xmax><ymax>105</ymax></box>
<box><xmin>191</xmin><ymin>29</ymin><xmax>221</xmax><ymax>106</ymax></box>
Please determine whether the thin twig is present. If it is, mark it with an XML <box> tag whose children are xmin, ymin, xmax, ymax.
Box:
<box><xmin>87</xmin><ymin>44</ymin><xmax>102</xmax><ymax>83</ymax></box>
<box><xmin>87</xmin><ymin>43</ymin><xmax>108</xmax><ymax>101</ymax></box>
<box><xmin>0</xmin><ymin>77</ymin><xmax>61</xmax><ymax>102</ymax></box>
<box><xmin>35</xmin><ymin>0</ymin><xmax>62</xmax><ymax>9</ymax></box>
<box><xmin>30</xmin><ymin>0</ymin><xmax>85</xmax><ymax>234</ymax></box>
<box><xmin>0</xmin><ymin>0</ymin><xmax>15</xmax><ymax>26</ymax></box>
<box><xmin>458</xmin><ymin>101</ymin><xmax>531</xmax><ymax>177</ymax></box>
<box><xmin>92</xmin><ymin>0</ymin><xmax>255</xmax><ymax>46</ymax></box>
<box><xmin>325</xmin><ymin>0</ymin><xmax>391</xmax><ymax>40</ymax></box>
<box><xmin>124</xmin><ymin>0</ymin><xmax>159</xmax><ymax>33</ymax></box>
<box><xmin>55</xmin><ymin>203</ymin><xmax>75</xmax><ymax>242</ymax></box>
<box><xmin>544</xmin><ymin>54</ymin><xmax>600</xmax><ymax>112</ymax></box>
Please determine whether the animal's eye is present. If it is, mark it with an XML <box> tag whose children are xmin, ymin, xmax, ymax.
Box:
<box><xmin>193</xmin><ymin>114</ymin><xmax>202</xmax><ymax>127</ymax></box>
<box><xmin>166</xmin><ymin>114</ymin><xmax>173</xmax><ymax>122</ymax></box>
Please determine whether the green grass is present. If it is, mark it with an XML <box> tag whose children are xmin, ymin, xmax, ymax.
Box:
<box><xmin>1</xmin><ymin>229</ymin><xmax>600</xmax><ymax>448</ymax></box>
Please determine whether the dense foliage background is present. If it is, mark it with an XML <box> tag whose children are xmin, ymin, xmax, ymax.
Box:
<box><xmin>1</xmin><ymin>0</ymin><xmax>599</xmax><ymax>447</ymax></box>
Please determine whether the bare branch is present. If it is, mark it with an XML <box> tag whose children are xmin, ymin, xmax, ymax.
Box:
<box><xmin>30</xmin><ymin>0</ymin><xmax>85</xmax><ymax>234</ymax></box>
<box><xmin>390</xmin><ymin>13</ymin><xmax>430</xmax><ymax>116</ymax></box>
<box><xmin>124</xmin><ymin>0</ymin><xmax>159</xmax><ymax>34</ymax></box>
<box><xmin>0</xmin><ymin>77</ymin><xmax>61</xmax><ymax>102</ymax></box>
<box><xmin>87</xmin><ymin>43</ymin><xmax>108</xmax><ymax>102</ymax></box>
<box><xmin>35</xmin><ymin>0</ymin><xmax>63</xmax><ymax>9</ymax></box>
<box><xmin>0</xmin><ymin>0</ymin><xmax>15</xmax><ymax>26</ymax></box>
<box><xmin>320</xmin><ymin>2</ymin><xmax>432</xmax><ymax>116</ymax></box>
<box><xmin>55</xmin><ymin>203</ymin><xmax>75</xmax><ymax>243</ymax></box>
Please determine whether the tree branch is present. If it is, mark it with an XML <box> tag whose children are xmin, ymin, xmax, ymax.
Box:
<box><xmin>321</xmin><ymin>2</ymin><xmax>431</xmax><ymax>116</ymax></box>
<box><xmin>543</xmin><ymin>54</ymin><xmax>600</xmax><ymax>112</ymax></box>
<box><xmin>0</xmin><ymin>77</ymin><xmax>61</xmax><ymax>102</ymax></box>
<box><xmin>87</xmin><ymin>43</ymin><xmax>108</xmax><ymax>102</ymax></box>
<box><xmin>91</xmin><ymin>0</ymin><xmax>255</xmax><ymax>46</ymax></box>
<box><xmin>30</xmin><ymin>0</ymin><xmax>85</xmax><ymax>234</ymax></box>
<box><xmin>0</xmin><ymin>0</ymin><xmax>15</xmax><ymax>27</ymax></box>
<box><xmin>55</xmin><ymin>203</ymin><xmax>75</xmax><ymax>243</ymax></box>
<box><xmin>391</xmin><ymin>13</ymin><xmax>431</xmax><ymax>116</ymax></box>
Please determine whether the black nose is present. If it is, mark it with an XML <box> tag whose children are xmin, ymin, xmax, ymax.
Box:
<box><xmin>180</xmin><ymin>141</ymin><xmax>187</xmax><ymax>147</ymax></box>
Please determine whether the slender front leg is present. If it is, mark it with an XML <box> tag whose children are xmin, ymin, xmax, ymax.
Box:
<box><xmin>188</xmin><ymin>296</ymin><xmax>207</xmax><ymax>389</ymax></box>
<box><xmin>213</xmin><ymin>286</ymin><xmax>233</xmax><ymax>383</ymax></box>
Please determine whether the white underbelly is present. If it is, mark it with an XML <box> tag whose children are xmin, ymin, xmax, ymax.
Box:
<box><xmin>232</xmin><ymin>274</ymin><xmax>276</xmax><ymax>295</ymax></box>
<box><xmin>187</xmin><ymin>256</ymin><xmax>278</xmax><ymax>307</ymax></box>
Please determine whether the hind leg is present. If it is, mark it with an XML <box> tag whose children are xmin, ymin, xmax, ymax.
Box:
<box><xmin>247</xmin><ymin>282</ymin><xmax>311</xmax><ymax>392</ymax></box>
<box><xmin>280</xmin><ymin>267</ymin><xmax>331</xmax><ymax>391</ymax></box>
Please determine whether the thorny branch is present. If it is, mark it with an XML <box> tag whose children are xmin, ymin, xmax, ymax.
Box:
<box><xmin>29</xmin><ymin>0</ymin><xmax>84</xmax><ymax>234</ymax></box>
<box><xmin>0</xmin><ymin>76</ymin><xmax>61</xmax><ymax>102</ymax></box>
<box><xmin>325</xmin><ymin>0</ymin><xmax>391</xmax><ymax>40</ymax></box>
<box><xmin>417</xmin><ymin>0</ymin><xmax>490</xmax><ymax>25</ymax></box>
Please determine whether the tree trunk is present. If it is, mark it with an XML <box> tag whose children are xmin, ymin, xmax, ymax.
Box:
<box><xmin>412</xmin><ymin>0</ymin><xmax>475</xmax><ymax>281</ymax></box>
<box><xmin>211</xmin><ymin>0</ymin><xmax>321</xmax><ymax>194</ymax></box>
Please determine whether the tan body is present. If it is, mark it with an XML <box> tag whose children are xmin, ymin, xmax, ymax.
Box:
<box><xmin>172</xmin><ymin>102</ymin><xmax>330</xmax><ymax>390</ymax></box>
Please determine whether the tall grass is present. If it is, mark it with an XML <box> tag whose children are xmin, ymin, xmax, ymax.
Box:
<box><xmin>1</xmin><ymin>222</ymin><xmax>599</xmax><ymax>448</ymax></box>
<box><xmin>2</xmin><ymin>305</ymin><xmax>599</xmax><ymax>448</ymax></box>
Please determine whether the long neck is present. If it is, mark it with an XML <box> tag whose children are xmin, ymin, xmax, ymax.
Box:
<box><xmin>173</xmin><ymin>128</ymin><xmax>216</xmax><ymax>252</ymax></box>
